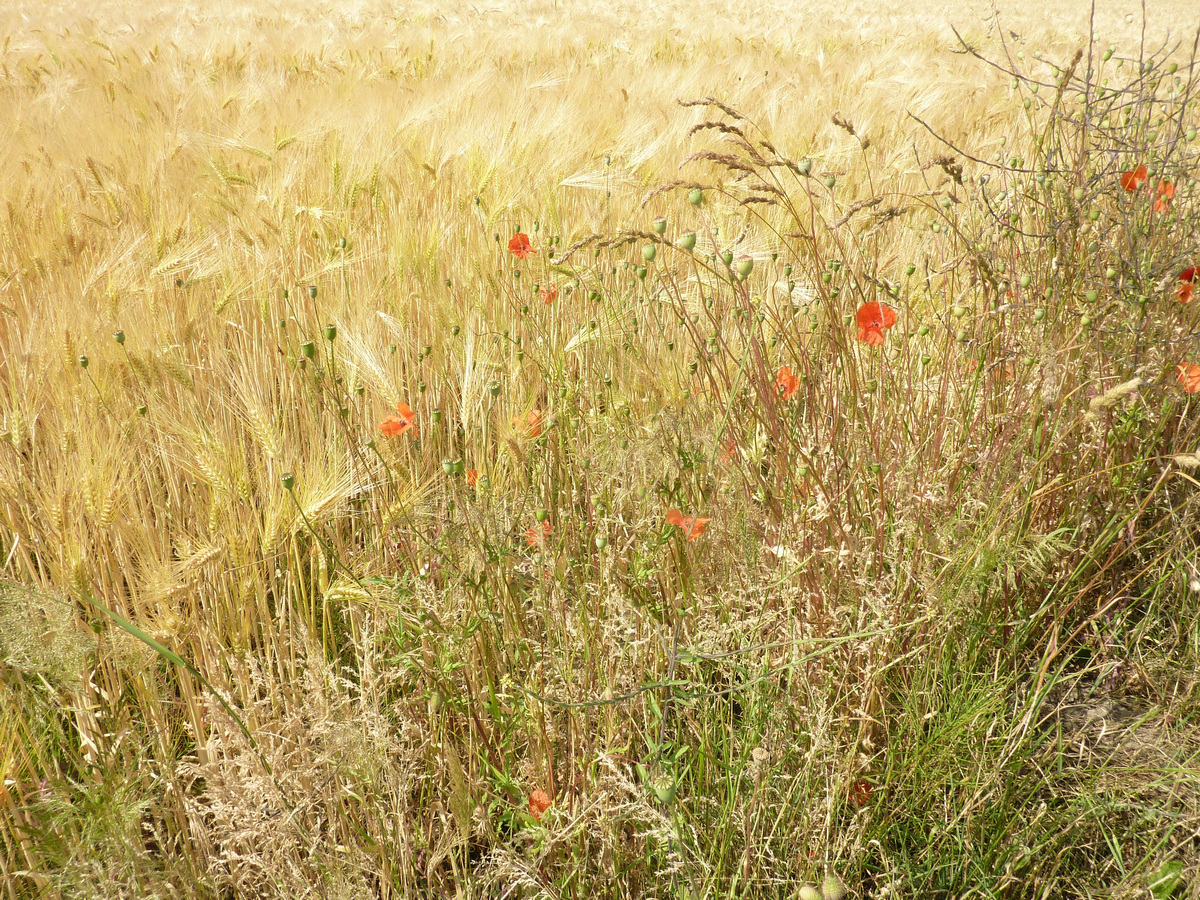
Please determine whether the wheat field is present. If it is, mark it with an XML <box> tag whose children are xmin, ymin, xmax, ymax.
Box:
<box><xmin>2</xmin><ymin>1</ymin><xmax>1200</xmax><ymax>897</ymax></box>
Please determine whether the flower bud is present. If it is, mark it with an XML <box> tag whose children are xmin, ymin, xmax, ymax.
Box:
<box><xmin>821</xmin><ymin>872</ymin><xmax>847</xmax><ymax>900</ymax></box>
<box><xmin>799</xmin><ymin>887</ymin><xmax>821</xmax><ymax>900</ymax></box>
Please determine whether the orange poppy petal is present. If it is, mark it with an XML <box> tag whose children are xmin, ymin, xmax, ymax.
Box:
<box><xmin>858</xmin><ymin>326</ymin><xmax>885</xmax><ymax>347</ymax></box>
<box><xmin>1179</xmin><ymin>362</ymin><xmax>1200</xmax><ymax>393</ymax></box>
<box><xmin>685</xmin><ymin>517</ymin><xmax>711</xmax><ymax>540</ymax></box>
<box><xmin>1120</xmin><ymin>165</ymin><xmax>1147</xmax><ymax>191</ymax></box>
<box><xmin>529</xmin><ymin>788</ymin><xmax>552</xmax><ymax>819</ymax></box>
<box><xmin>1180</xmin><ymin>282</ymin><xmax>1195</xmax><ymax>304</ymax></box>
<box><xmin>665</xmin><ymin>508</ymin><xmax>684</xmax><ymax>527</ymax></box>
<box><xmin>1156</xmin><ymin>180</ymin><xmax>1175</xmax><ymax>199</ymax></box>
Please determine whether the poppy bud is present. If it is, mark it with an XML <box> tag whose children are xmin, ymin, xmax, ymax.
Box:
<box><xmin>535</xmin><ymin>508</ymin><xmax>548</xmax><ymax>523</ymax></box>
<box><xmin>678</xmin><ymin>232</ymin><xmax>697</xmax><ymax>251</ymax></box>
<box><xmin>918</xmin><ymin>325</ymin><xmax>930</xmax><ymax>336</ymax></box>
<box><xmin>688</xmin><ymin>188</ymin><xmax>703</xmax><ymax>206</ymax></box>
<box><xmin>736</xmin><ymin>256</ymin><xmax>754</xmax><ymax>280</ymax></box>
<box><xmin>1081</xmin><ymin>316</ymin><xmax>1092</xmax><ymax>328</ymax></box>
<box><xmin>956</xmin><ymin>329</ymin><xmax>969</xmax><ymax>342</ymax></box>
<box><xmin>323</xmin><ymin>324</ymin><xmax>337</xmax><ymax>341</ymax></box>
<box><xmin>642</xmin><ymin>244</ymin><xmax>657</xmax><ymax>262</ymax></box>
<box><xmin>1033</xmin><ymin>309</ymin><xmax>1045</xmax><ymax>321</ymax></box>
<box><xmin>799</xmin><ymin>887</ymin><xmax>821</xmax><ymax>900</ymax></box>
<box><xmin>1085</xmin><ymin>290</ymin><xmax>1098</xmax><ymax>302</ymax></box>
<box><xmin>1106</xmin><ymin>267</ymin><xmax>1117</xmax><ymax>280</ymax></box>
<box><xmin>280</xmin><ymin>472</ymin><xmax>295</xmax><ymax>490</ymax></box>
<box><xmin>1073</xmin><ymin>187</ymin><xmax>1085</xmax><ymax>201</ymax></box>
<box><xmin>821</xmin><ymin>872</ymin><xmax>847</xmax><ymax>900</ymax></box>
<box><xmin>113</xmin><ymin>330</ymin><xmax>125</xmax><ymax>344</ymax></box>
<box><xmin>428</xmin><ymin>690</ymin><xmax>444</xmax><ymax>716</ymax></box>
<box><xmin>1188</xmin><ymin>127</ymin><xmax>1197</xmax><ymax>142</ymax></box>
<box><xmin>652</xmin><ymin>216</ymin><xmax>667</xmax><ymax>234</ymax></box>
<box><xmin>308</xmin><ymin>285</ymin><xmax>317</xmax><ymax>299</ymax></box>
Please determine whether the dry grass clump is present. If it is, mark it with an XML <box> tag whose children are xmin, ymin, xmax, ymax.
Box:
<box><xmin>2</xmin><ymin>1</ymin><xmax>1200</xmax><ymax>897</ymax></box>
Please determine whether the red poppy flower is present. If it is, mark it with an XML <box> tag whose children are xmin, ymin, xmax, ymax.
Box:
<box><xmin>1179</xmin><ymin>362</ymin><xmax>1200</xmax><ymax>394</ymax></box>
<box><xmin>529</xmin><ymin>788</ymin><xmax>552</xmax><ymax>820</ymax></box>
<box><xmin>1119</xmin><ymin>165</ymin><xmax>1147</xmax><ymax>192</ymax></box>
<box><xmin>776</xmin><ymin>365</ymin><xmax>800</xmax><ymax>401</ymax></box>
<box><xmin>466</xmin><ymin>468</ymin><xmax>479</xmax><ymax>487</ymax></box>
<box><xmin>850</xmin><ymin>779</ymin><xmax>872</xmax><ymax>806</ymax></box>
<box><xmin>525</xmin><ymin>520</ymin><xmax>551</xmax><ymax>547</ymax></box>
<box><xmin>538</xmin><ymin>284</ymin><xmax>558</xmax><ymax>304</ymax></box>
<box><xmin>666</xmin><ymin>508</ymin><xmax>711</xmax><ymax>541</ymax></box>
<box><xmin>508</xmin><ymin>232</ymin><xmax>536</xmax><ymax>260</ymax></box>
<box><xmin>522</xmin><ymin>409</ymin><xmax>543</xmax><ymax>438</ymax></box>
<box><xmin>379</xmin><ymin>401</ymin><xmax>417</xmax><ymax>437</ymax></box>
<box><xmin>1179</xmin><ymin>268</ymin><xmax>1197</xmax><ymax>303</ymax></box>
<box><xmin>718</xmin><ymin>434</ymin><xmax>737</xmax><ymax>465</ymax></box>
<box><xmin>1153</xmin><ymin>181</ymin><xmax>1174</xmax><ymax>213</ymax></box>
<box><xmin>855</xmin><ymin>301</ymin><xmax>897</xmax><ymax>347</ymax></box>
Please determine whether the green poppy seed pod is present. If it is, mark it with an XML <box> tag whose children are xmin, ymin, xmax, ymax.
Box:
<box><xmin>535</xmin><ymin>508</ymin><xmax>548</xmax><ymax>523</ymax></box>
<box><xmin>354</xmin><ymin>384</ymin><xmax>365</xmax><ymax>396</ymax></box>
<box><xmin>1103</xmin><ymin>49</ymin><xmax>1113</xmax><ymax>61</ymax></box>
<box><xmin>431</xmin><ymin>409</ymin><xmax>442</xmax><ymax>423</ymax></box>
<box><xmin>450</xmin><ymin>325</ymin><xmax>460</xmax><ymax>336</ymax></box>
<box><xmin>338</xmin><ymin>236</ymin><xmax>347</xmax><ymax>249</ymax></box>
<box><xmin>798</xmin><ymin>159</ymin><xmax>812</xmax><ymax>175</ymax></box>
<box><xmin>136</xmin><ymin>405</ymin><xmax>148</xmax><ymax>416</ymax></box>
<box><xmin>1105</xmin><ymin>267</ymin><xmax>1118</xmax><ymax>280</ymax></box>
<box><xmin>918</xmin><ymin>324</ymin><xmax>930</xmax><ymax>336</ymax></box>
<box><xmin>636</xmin><ymin>487</ymin><xmax>647</xmax><ymax>499</ymax></box>
<box><xmin>417</xmin><ymin>381</ymin><xmax>426</xmax><ymax>393</ymax></box>
<box><xmin>1020</xmin><ymin>275</ymin><xmax>1031</xmax><ymax>288</ymax></box>
<box><xmin>798</xmin><ymin>465</ymin><xmax>810</xmax><ymax>477</ymax></box>
<box><xmin>905</xmin><ymin>264</ymin><xmax>916</xmax><ymax>276</ymax></box>
<box><xmin>688</xmin><ymin>188</ymin><xmax>703</xmax><ymax>206</ymax></box>
<box><xmin>442</xmin><ymin>459</ymin><xmax>455</xmax><ymax>476</ymax></box>
<box><xmin>113</xmin><ymin>330</ymin><xmax>125</xmax><ymax>344</ymax></box>
<box><xmin>951</xmin><ymin>305</ymin><xmax>968</xmax><ymax>318</ymax></box>
<box><xmin>78</xmin><ymin>355</ymin><xmax>89</xmax><ymax>369</ymax></box>
<box><xmin>1033</xmin><ymin>309</ymin><xmax>1045</xmax><ymax>321</ymax></box>
<box><xmin>427</xmin><ymin>690</ymin><xmax>445</xmax><ymax>717</ymax></box>
<box><xmin>300</xmin><ymin>341</ymin><xmax>316</xmax><ymax>358</ymax></box>
<box><xmin>452</xmin><ymin>459</ymin><xmax>464</xmax><ymax>475</ymax></box>
<box><xmin>323</xmin><ymin>324</ymin><xmax>337</xmax><ymax>341</ymax></box>
<box><xmin>280</xmin><ymin>471</ymin><xmax>295</xmax><ymax>490</ymax></box>
<box><xmin>679</xmin><ymin>232</ymin><xmax>697</xmax><ymax>251</ymax></box>
<box><xmin>721</xmin><ymin>250</ymin><xmax>734</xmax><ymax>267</ymax></box>
<box><xmin>595</xmin><ymin>536</ymin><xmax>608</xmax><ymax>550</ymax></box>
<box><xmin>783</xmin><ymin>264</ymin><xmax>793</xmax><ymax>277</ymax></box>
<box><xmin>821</xmin><ymin>272</ymin><xmax>832</xmax><ymax>284</ymax></box>
<box><xmin>921</xmin><ymin>355</ymin><xmax>932</xmax><ymax>365</ymax></box>
<box><xmin>1073</xmin><ymin>187</ymin><xmax>1085</xmax><ymax>201</ymax></box>
<box><xmin>1188</xmin><ymin>127</ymin><xmax>1197</xmax><ymax>142</ymax></box>
<box><xmin>956</xmin><ymin>329</ymin><xmax>969</xmax><ymax>342</ymax></box>
<box><xmin>488</xmin><ymin>380</ymin><xmax>501</xmax><ymax>396</ymax></box>
<box><xmin>637</xmin><ymin>267</ymin><xmax>647</xmax><ymax>279</ymax></box>
<box><xmin>821</xmin><ymin>872</ymin><xmax>847</xmax><ymax>900</ymax></box>
<box><xmin>1081</xmin><ymin>315</ymin><xmax>1092</xmax><ymax>328</ymax></box>
<box><xmin>652</xmin><ymin>216</ymin><xmax>667</xmax><ymax>234</ymax></box>
<box><xmin>799</xmin><ymin>886</ymin><xmax>822</xmax><ymax>900</ymax></box>
<box><xmin>736</xmin><ymin>256</ymin><xmax>754</xmax><ymax>280</ymax></box>
<box><xmin>642</xmin><ymin>244</ymin><xmax>657</xmax><ymax>262</ymax></box>
<box><xmin>824</xmin><ymin>175</ymin><xmax>836</xmax><ymax>188</ymax></box>
<box><xmin>652</xmin><ymin>779</ymin><xmax>677</xmax><ymax>805</ymax></box>
<box><xmin>307</xmin><ymin>285</ymin><xmax>318</xmax><ymax>299</ymax></box>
